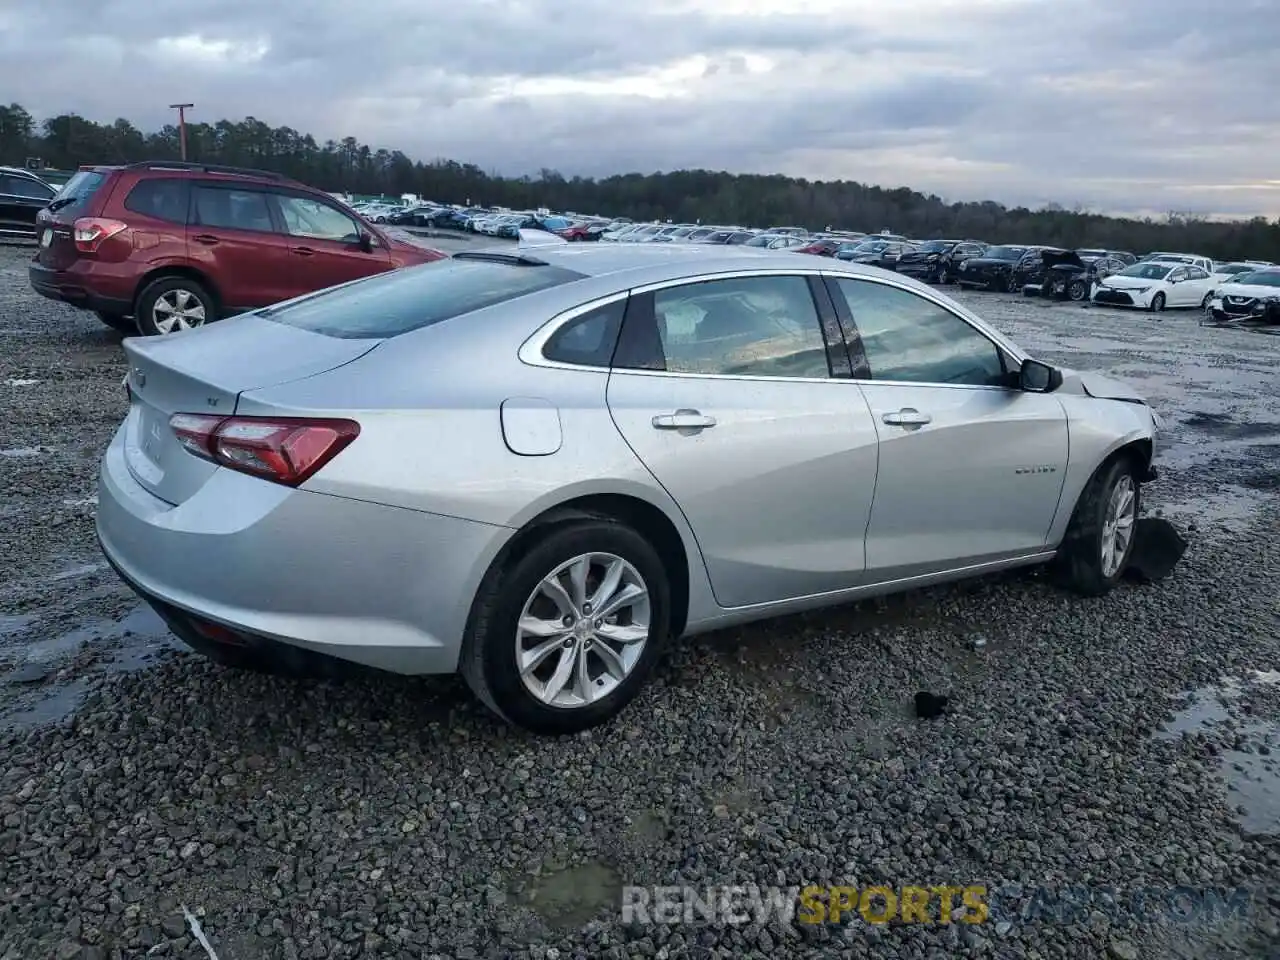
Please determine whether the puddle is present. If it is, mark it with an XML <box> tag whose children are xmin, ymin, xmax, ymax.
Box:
<box><xmin>520</xmin><ymin>862</ymin><xmax>622</xmax><ymax>929</ymax></box>
<box><xmin>1157</xmin><ymin>671</ymin><xmax>1280</xmax><ymax>836</ymax></box>
<box><xmin>1155</xmin><ymin>486</ymin><xmax>1274</xmax><ymax>534</ymax></box>
<box><xmin>1181</xmin><ymin>412</ymin><xmax>1280</xmax><ymax>441</ymax></box>
<box><xmin>0</xmin><ymin>603</ymin><xmax>184</xmax><ymax>731</ymax></box>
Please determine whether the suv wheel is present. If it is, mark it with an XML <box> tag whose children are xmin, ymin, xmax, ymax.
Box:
<box><xmin>136</xmin><ymin>276</ymin><xmax>218</xmax><ymax>336</ymax></box>
<box><xmin>95</xmin><ymin>311</ymin><xmax>137</xmax><ymax>334</ymax></box>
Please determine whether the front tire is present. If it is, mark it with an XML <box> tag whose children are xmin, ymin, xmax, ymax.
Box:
<box><xmin>1054</xmin><ymin>456</ymin><xmax>1141</xmax><ymax>596</ymax></box>
<box><xmin>1068</xmin><ymin>279</ymin><xmax>1089</xmax><ymax>301</ymax></box>
<box><xmin>460</xmin><ymin>521</ymin><xmax>671</xmax><ymax>734</ymax></box>
<box><xmin>1149</xmin><ymin>292</ymin><xmax>1166</xmax><ymax>313</ymax></box>
<box><xmin>135</xmin><ymin>276</ymin><xmax>218</xmax><ymax>336</ymax></box>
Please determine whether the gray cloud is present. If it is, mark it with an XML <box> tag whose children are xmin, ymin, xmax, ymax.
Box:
<box><xmin>3</xmin><ymin>0</ymin><xmax>1279</xmax><ymax>216</ymax></box>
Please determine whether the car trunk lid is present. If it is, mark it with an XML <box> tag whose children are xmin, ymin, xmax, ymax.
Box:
<box><xmin>122</xmin><ymin>316</ymin><xmax>382</xmax><ymax>505</ymax></box>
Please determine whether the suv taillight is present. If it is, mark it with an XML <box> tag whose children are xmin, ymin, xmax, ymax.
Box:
<box><xmin>169</xmin><ymin>414</ymin><xmax>360</xmax><ymax>487</ymax></box>
<box><xmin>73</xmin><ymin>218</ymin><xmax>128</xmax><ymax>254</ymax></box>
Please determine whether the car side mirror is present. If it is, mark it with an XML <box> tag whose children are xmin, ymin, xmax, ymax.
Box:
<box><xmin>1020</xmin><ymin>358</ymin><xmax>1062</xmax><ymax>393</ymax></box>
<box><xmin>357</xmin><ymin>230</ymin><xmax>375</xmax><ymax>253</ymax></box>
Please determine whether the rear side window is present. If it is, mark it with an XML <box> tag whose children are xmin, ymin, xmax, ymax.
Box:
<box><xmin>124</xmin><ymin>179</ymin><xmax>189</xmax><ymax>224</ymax></box>
<box><xmin>192</xmin><ymin>186</ymin><xmax>275</xmax><ymax>233</ymax></box>
<box><xmin>50</xmin><ymin>170</ymin><xmax>108</xmax><ymax>214</ymax></box>
<box><xmin>543</xmin><ymin>299</ymin><xmax>627</xmax><ymax>366</ymax></box>
<box><xmin>259</xmin><ymin>257</ymin><xmax>586</xmax><ymax>339</ymax></box>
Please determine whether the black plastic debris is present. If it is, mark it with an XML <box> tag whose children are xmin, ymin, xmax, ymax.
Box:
<box><xmin>914</xmin><ymin>691</ymin><xmax>949</xmax><ymax>719</ymax></box>
<box><xmin>1123</xmin><ymin>517</ymin><xmax>1188</xmax><ymax>583</ymax></box>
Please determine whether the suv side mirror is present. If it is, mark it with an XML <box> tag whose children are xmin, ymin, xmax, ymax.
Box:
<box><xmin>1020</xmin><ymin>358</ymin><xmax>1062</xmax><ymax>393</ymax></box>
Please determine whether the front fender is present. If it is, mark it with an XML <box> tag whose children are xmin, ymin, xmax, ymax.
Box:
<box><xmin>1047</xmin><ymin>398</ymin><xmax>1156</xmax><ymax>546</ymax></box>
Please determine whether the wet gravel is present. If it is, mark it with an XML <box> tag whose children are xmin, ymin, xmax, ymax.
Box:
<box><xmin>2</xmin><ymin>239</ymin><xmax>1279</xmax><ymax>959</ymax></box>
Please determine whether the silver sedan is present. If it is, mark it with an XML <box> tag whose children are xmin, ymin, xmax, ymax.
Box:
<box><xmin>97</xmin><ymin>239</ymin><xmax>1160</xmax><ymax>733</ymax></box>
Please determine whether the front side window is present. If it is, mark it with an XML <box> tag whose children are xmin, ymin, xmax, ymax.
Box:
<box><xmin>192</xmin><ymin>186</ymin><xmax>275</xmax><ymax>233</ymax></box>
<box><xmin>834</xmin><ymin>278</ymin><xmax>1005</xmax><ymax>387</ymax></box>
<box><xmin>276</xmin><ymin>194</ymin><xmax>362</xmax><ymax>242</ymax></box>
<box><xmin>616</xmin><ymin>275</ymin><xmax>831</xmax><ymax>379</ymax></box>
<box><xmin>542</xmin><ymin>299</ymin><xmax>627</xmax><ymax>367</ymax></box>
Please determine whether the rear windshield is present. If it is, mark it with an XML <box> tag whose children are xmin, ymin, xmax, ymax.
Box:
<box><xmin>258</xmin><ymin>256</ymin><xmax>585</xmax><ymax>339</ymax></box>
<box><xmin>49</xmin><ymin>169</ymin><xmax>109</xmax><ymax>215</ymax></box>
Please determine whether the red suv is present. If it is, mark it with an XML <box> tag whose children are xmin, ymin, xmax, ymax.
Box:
<box><xmin>30</xmin><ymin>161</ymin><xmax>447</xmax><ymax>335</ymax></box>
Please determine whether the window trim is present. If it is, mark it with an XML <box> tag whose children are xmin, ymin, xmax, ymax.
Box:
<box><xmin>0</xmin><ymin>172</ymin><xmax>56</xmax><ymax>201</ymax></box>
<box><xmin>823</xmin><ymin>271</ymin><xmax>1024</xmax><ymax>391</ymax></box>
<box><xmin>520</xmin><ymin>268</ymin><xmax>848</xmax><ymax>382</ymax></box>
<box><xmin>540</xmin><ymin>296</ymin><xmax>629</xmax><ymax>369</ymax></box>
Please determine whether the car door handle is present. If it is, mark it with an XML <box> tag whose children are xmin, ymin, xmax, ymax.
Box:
<box><xmin>882</xmin><ymin>408</ymin><xmax>932</xmax><ymax>427</ymax></box>
<box><xmin>292</xmin><ymin>247</ymin><xmax>315</xmax><ymax>257</ymax></box>
<box><xmin>651</xmin><ymin>410</ymin><xmax>717</xmax><ymax>431</ymax></box>
<box><xmin>192</xmin><ymin>234</ymin><xmax>219</xmax><ymax>246</ymax></box>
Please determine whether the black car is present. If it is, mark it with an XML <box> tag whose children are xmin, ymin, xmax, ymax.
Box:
<box><xmin>955</xmin><ymin>244</ymin><xmax>1031</xmax><ymax>291</ymax></box>
<box><xmin>0</xmin><ymin>167</ymin><xmax>57</xmax><ymax>240</ymax></box>
<box><xmin>896</xmin><ymin>239</ymin><xmax>987</xmax><ymax>283</ymax></box>
<box><xmin>1026</xmin><ymin>250</ymin><xmax>1128</xmax><ymax>301</ymax></box>
<box><xmin>835</xmin><ymin>239</ymin><xmax>916</xmax><ymax>270</ymax></box>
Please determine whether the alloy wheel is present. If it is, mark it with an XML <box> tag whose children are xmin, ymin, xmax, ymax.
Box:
<box><xmin>1100</xmin><ymin>475</ymin><xmax>1136</xmax><ymax>578</ymax></box>
<box><xmin>515</xmin><ymin>552</ymin><xmax>651</xmax><ymax>709</ymax></box>
<box><xmin>151</xmin><ymin>289</ymin><xmax>207</xmax><ymax>334</ymax></box>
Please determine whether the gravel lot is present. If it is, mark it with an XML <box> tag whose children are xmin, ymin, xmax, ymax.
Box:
<box><xmin>2</xmin><ymin>236</ymin><xmax>1279</xmax><ymax>959</ymax></box>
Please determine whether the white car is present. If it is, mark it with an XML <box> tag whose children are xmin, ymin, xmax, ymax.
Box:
<box><xmin>1205</xmin><ymin>268</ymin><xmax>1280</xmax><ymax>322</ymax></box>
<box><xmin>1144</xmin><ymin>252</ymin><xmax>1214</xmax><ymax>274</ymax></box>
<box><xmin>1092</xmin><ymin>261</ymin><xmax>1216</xmax><ymax>312</ymax></box>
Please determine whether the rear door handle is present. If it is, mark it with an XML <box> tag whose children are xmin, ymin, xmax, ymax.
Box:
<box><xmin>882</xmin><ymin>408</ymin><xmax>932</xmax><ymax>428</ymax></box>
<box><xmin>192</xmin><ymin>234</ymin><xmax>219</xmax><ymax>246</ymax></box>
<box><xmin>652</xmin><ymin>410</ymin><xmax>717</xmax><ymax>431</ymax></box>
<box><xmin>292</xmin><ymin>247</ymin><xmax>315</xmax><ymax>257</ymax></box>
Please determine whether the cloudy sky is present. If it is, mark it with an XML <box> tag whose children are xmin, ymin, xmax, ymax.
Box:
<box><xmin>3</xmin><ymin>0</ymin><xmax>1279</xmax><ymax>218</ymax></box>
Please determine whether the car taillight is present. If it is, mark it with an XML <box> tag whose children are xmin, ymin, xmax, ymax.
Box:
<box><xmin>169</xmin><ymin>414</ymin><xmax>360</xmax><ymax>487</ymax></box>
<box><xmin>73</xmin><ymin>217</ymin><xmax>128</xmax><ymax>254</ymax></box>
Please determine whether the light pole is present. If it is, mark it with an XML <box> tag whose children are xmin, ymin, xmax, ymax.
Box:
<box><xmin>169</xmin><ymin>103</ymin><xmax>194</xmax><ymax>160</ymax></box>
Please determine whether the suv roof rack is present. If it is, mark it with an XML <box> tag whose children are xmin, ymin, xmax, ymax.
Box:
<box><xmin>124</xmin><ymin>160</ymin><xmax>292</xmax><ymax>182</ymax></box>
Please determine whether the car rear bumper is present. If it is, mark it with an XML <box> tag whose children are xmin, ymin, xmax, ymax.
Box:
<box><xmin>29</xmin><ymin>262</ymin><xmax>133</xmax><ymax>315</ymax></box>
<box><xmin>95</xmin><ymin>424</ymin><xmax>511</xmax><ymax>676</ymax></box>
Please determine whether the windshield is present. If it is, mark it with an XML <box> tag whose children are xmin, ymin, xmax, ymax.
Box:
<box><xmin>917</xmin><ymin>241</ymin><xmax>953</xmax><ymax>253</ymax></box>
<box><xmin>1232</xmin><ymin>271</ymin><xmax>1280</xmax><ymax>287</ymax></box>
<box><xmin>744</xmin><ymin>235</ymin><xmax>778</xmax><ymax>247</ymax></box>
<box><xmin>1219</xmin><ymin>264</ymin><xmax>1257</xmax><ymax>275</ymax></box>
<box><xmin>1118</xmin><ymin>263</ymin><xmax>1174</xmax><ymax>280</ymax></box>
<box><xmin>1076</xmin><ymin>249</ymin><xmax>1106</xmax><ymax>259</ymax></box>
<box><xmin>48</xmin><ymin>169</ymin><xmax>108</xmax><ymax>215</ymax></box>
<box><xmin>985</xmin><ymin>246</ymin><xmax>1026</xmax><ymax>260</ymax></box>
<box><xmin>260</xmin><ymin>257</ymin><xmax>585</xmax><ymax>339</ymax></box>
<box><xmin>855</xmin><ymin>241</ymin><xmax>889</xmax><ymax>252</ymax></box>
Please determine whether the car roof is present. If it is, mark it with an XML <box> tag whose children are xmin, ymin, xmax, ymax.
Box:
<box><xmin>491</xmin><ymin>240</ymin><xmax>941</xmax><ymax>288</ymax></box>
<box><xmin>0</xmin><ymin>165</ymin><xmax>45</xmax><ymax>178</ymax></box>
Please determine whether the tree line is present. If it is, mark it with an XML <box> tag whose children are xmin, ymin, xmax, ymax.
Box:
<box><xmin>3</xmin><ymin>101</ymin><xmax>1279</xmax><ymax>261</ymax></box>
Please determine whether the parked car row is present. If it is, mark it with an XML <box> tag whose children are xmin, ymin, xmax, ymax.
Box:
<box><xmin>0</xmin><ymin>165</ymin><xmax>59</xmax><ymax>240</ymax></box>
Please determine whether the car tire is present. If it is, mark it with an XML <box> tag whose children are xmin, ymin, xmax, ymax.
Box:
<box><xmin>1149</xmin><ymin>292</ymin><xmax>1166</xmax><ymax>313</ymax></box>
<box><xmin>460</xmin><ymin>520</ymin><xmax>671</xmax><ymax>734</ymax></box>
<box><xmin>135</xmin><ymin>276</ymin><xmax>218</xmax><ymax>336</ymax></box>
<box><xmin>1004</xmin><ymin>274</ymin><xmax>1020</xmax><ymax>293</ymax></box>
<box><xmin>95</xmin><ymin>311</ymin><xmax>137</xmax><ymax>334</ymax></box>
<box><xmin>1053</xmin><ymin>455</ymin><xmax>1142</xmax><ymax>597</ymax></box>
<box><xmin>1201</xmin><ymin>292</ymin><xmax>1213</xmax><ymax>309</ymax></box>
<box><xmin>1068</xmin><ymin>279</ymin><xmax>1089</xmax><ymax>302</ymax></box>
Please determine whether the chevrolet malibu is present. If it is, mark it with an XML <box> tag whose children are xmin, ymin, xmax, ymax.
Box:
<box><xmin>98</xmin><ymin>242</ymin><xmax>1160</xmax><ymax>734</ymax></box>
